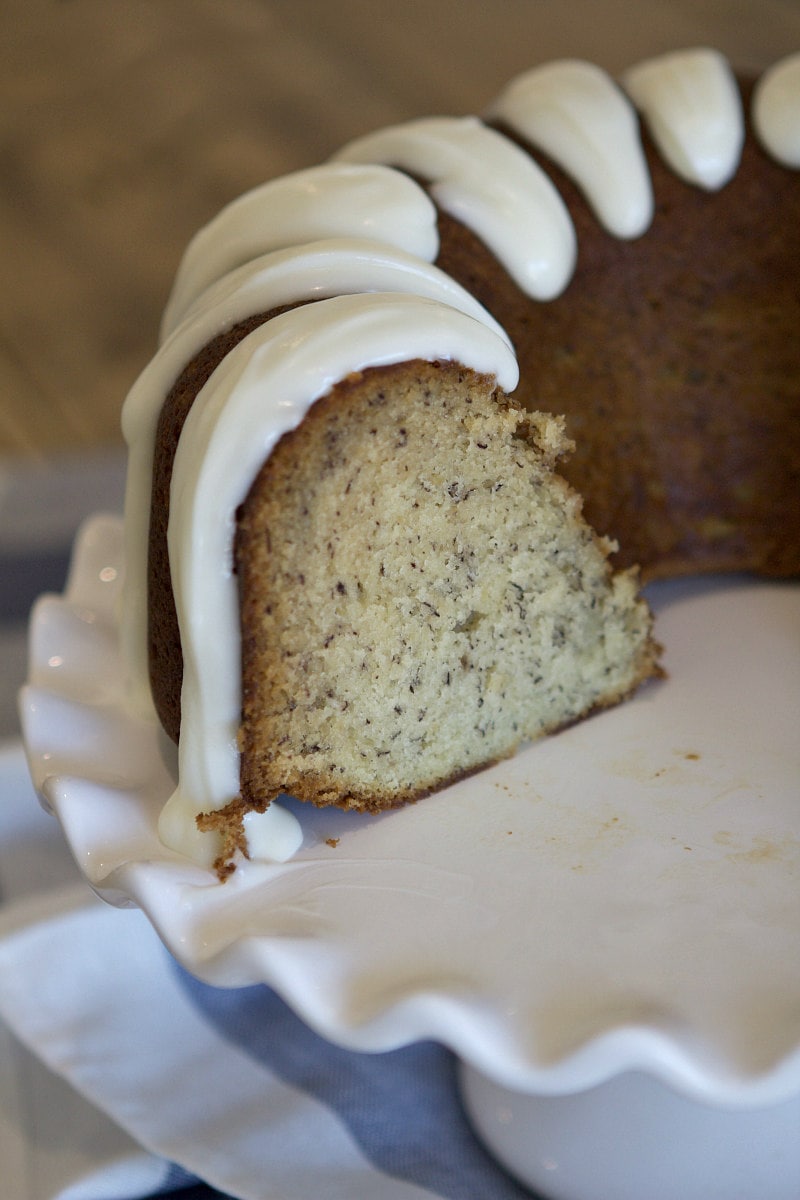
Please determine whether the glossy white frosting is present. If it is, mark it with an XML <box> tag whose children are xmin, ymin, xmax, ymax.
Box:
<box><xmin>157</xmin><ymin>294</ymin><xmax>517</xmax><ymax>863</ymax></box>
<box><xmin>623</xmin><ymin>49</ymin><xmax>743</xmax><ymax>189</ymax></box>
<box><xmin>487</xmin><ymin>59</ymin><xmax>653</xmax><ymax>238</ymax></box>
<box><xmin>160</xmin><ymin>164</ymin><xmax>440</xmax><ymax>339</ymax></box>
<box><xmin>334</xmin><ymin>116</ymin><xmax>576</xmax><ymax>299</ymax></box>
<box><xmin>752</xmin><ymin>52</ymin><xmax>800</xmax><ymax>167</ymax></box>
<box><xmin>121</xmin><ymin>49</ymin><xmax>799</xmax><ymax>872</ymax></box>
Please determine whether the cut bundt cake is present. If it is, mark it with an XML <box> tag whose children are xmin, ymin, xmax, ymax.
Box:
<box><xmin>120</xmin><ymin>48</ymin><xmax>798</xmax><ymax>874</ymax></box>
<box><xmin>125</xmin><ymin>290</ymin><xmax>659</xmax><ymax>875</ymax></box>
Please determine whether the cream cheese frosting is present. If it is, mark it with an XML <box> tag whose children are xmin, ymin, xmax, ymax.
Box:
<box><xmin>752</xmin><ymin>52</ymin><xmax>800</xmax><ymax>167</ymax></box>
<box><xmin>487</xmin><ymin>59</ymin><xmax>654</xmax><ymax>239</ymax></box>
<box><xmin>622</xmin><ymin>48</ymin><xmax>743</xmax><ymax>190</ymax></box>
<box><xmin>334</xmin><ymin>116</ymin><xmax>577</xmax><ymax>299</ymax></box>
<box><xmin>160</xmin><ymin>164</ymin><xmax>441</xmax><ymax>339</ymax></box>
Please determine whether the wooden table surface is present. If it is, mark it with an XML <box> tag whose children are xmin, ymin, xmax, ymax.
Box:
<box><xmin>2</xmin><ymin>0</ymin><xmax>799</xmax><ymax>458</ymax></box>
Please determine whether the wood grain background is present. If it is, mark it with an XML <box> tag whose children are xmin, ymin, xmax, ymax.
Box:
<box><xmin>2</xmin><ymin>0</ymin><xmax>798</xmax><ymax>456</ymax></box>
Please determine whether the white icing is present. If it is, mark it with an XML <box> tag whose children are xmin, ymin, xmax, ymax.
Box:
<box><xmin>487</xmin><ymin>59</ymin><xmax>653</xmax><ymax>238</ymax></box>
<box><xmin>752</xmin><ymin>52</ymin><xmax>800</xmax><ymax>168</ymax></box>
<box><xmin>334</xmin><ymin>116</ymin><xmax>576</xmax><ymax>300</ymax></box>
<box><xmin>158</xmin><ymin>780</ymin><xmax>303</xmax><ymax>869</ymax></box>
<box><xmin>178</xmin><ymin>236</ymin><xmax>511</xmax><ymax>345</ymax></box>
<box><xmin>242</xmin><ymin>804</ymin><xmax>305</xmax><ymax>862</ymax></box>
<box><xmin>160</xmin><ymin>164</ymin><xmax>440</xmax><ymax>339</ymax></box>
<box><xmin>156</xmin><ymin>294</ymin><xmax>517</xmax><ymax>863</ymax></box>
<box><xmin>623</xmin><ymin>49</ymin><xmax>743</xmax><ymax>190</ymax></box>
<box><xmin>121</xmin><ymin>237</ymin><xmax>511</xmax><ymax>719</ymax></box>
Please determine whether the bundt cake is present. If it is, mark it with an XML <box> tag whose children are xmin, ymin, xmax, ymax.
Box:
<box><xmin>120</xmin><ymin>48</ymin><xmax>798</xmax><ymax>875</ymax></box>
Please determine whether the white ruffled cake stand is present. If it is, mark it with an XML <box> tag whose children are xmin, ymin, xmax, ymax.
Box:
<box><xmin>20</xmin><ymin>515</ymin><xmax>800</xmax><ymax>1200</ymax></box>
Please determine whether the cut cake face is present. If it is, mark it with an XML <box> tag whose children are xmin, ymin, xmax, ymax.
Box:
<box><xmin>232</xmin><ymin>360</ymin><xmax>660</xmax><ymax>819</ymax></box>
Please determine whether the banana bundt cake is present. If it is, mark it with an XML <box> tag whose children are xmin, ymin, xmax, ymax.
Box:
<box><xmin>120</xmin><ymin>48</ymin><xmax>798</xmax><ymax>875</ymax></box>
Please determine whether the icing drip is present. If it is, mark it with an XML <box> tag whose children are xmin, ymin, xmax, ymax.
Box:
<box><xmin>334</xmin><ymin>116</ymin><xmax>576</xmax><ymax>300</ymax></box>
<box><xmin>160</xmin><ymin>164</ymin><xmax>440</xmax><ymax>339</ymax></box>
<box><xmin>487</xmin><ymin>59</ymin><xmax>653</xmax><ymax>238</ymax></box>
<box><xmin>121</xmin><ymin>237</ymin><xmax>511</xmax><ymax>718</ymax></box>
<box><xmin>752</xmin><ymin>52</ymin><xmax>800</xmax><ymax>168</ymax></box>
<box><xmin>157</xmin><ymin>294</ymin><xmax>517</xmax><ymax>862</ymax></box>
<box><xmin>622</xmin><ymin>49</ymin><xmax>743</xmax><ymax>190</ymax></box>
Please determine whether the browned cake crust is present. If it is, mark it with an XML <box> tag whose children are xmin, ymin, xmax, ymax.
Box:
<box><xmin>449</xmin><ymin>79</ymin><xmax>799</xmax><ymax>580</ymax></box>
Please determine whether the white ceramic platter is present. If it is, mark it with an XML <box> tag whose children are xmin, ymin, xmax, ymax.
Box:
<box><xmin>19</xmin><ymin>515</ymin><xmax>800</xmax><ymax>1109</ymax></box>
